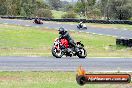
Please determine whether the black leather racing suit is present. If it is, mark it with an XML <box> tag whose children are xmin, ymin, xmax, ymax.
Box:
<box><xmin>34</xmin><ymin>18</ymin><xmax>38</xmax><ymax>23</ymax></box>
<box><xmin>34</xmin><ymin>18</ymin><xmax>41</xmax><ymax>23</ymax></box>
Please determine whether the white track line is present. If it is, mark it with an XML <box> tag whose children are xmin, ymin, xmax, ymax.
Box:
<box><xmin>25</xmin><ymin>25</ymin><xmax>30</xmax><ymax>27</ymax></box>
<box><xmin>3</xmin><ymin>23</ymin><xmax>8</xmax><ymax>24</ymax></box>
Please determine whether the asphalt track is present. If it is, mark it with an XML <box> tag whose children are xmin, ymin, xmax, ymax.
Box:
<box><xmin>0</xmin><ymin>18</ymin><xmax>132</xmax><ymax>38</ymax></box>
<box><xmin>0</xmin><ymin>56</ymin><xmax>132</xmax><ymax>72</ymax></box>
<box><xmin>0</xmin><ymin>19</ymin><xmax>132</xmax><ymax>72</ymax></box>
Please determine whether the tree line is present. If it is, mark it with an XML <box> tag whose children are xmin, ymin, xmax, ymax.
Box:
<box><xmin>0</xmin><ymin>0</ymin><xmax>132</xmax><ymax>20</ymax></box>
<box><xmin>0</xmin><ymin>0</ymin><xmax>53</xmax><ymax>18</ymax></box>
<box><xmin>73</xmin><ymin>0</ymin><xmax>132</xmax><ymax>20</ymax></box>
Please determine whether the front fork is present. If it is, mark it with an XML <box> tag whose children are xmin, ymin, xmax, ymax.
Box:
<box><xmin>54</xmin><ymin>45</ymin><xmax>60</xmax><ymax>51</ymax></box>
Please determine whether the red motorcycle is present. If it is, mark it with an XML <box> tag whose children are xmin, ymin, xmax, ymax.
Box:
<box><xmin>52</xmin><ymin>38</ymin><xmax>87</xmax><ymax>58</ymax></box>
<box><xmin>33</xmin><ymin>19</ymin><xmax>43</xmax><ymax>24</ymax></box>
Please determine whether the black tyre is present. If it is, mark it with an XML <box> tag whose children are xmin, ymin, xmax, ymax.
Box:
<box><xmin>52</xmin><ymin>47</ymin><xmax>63</xmax><ymax>58</ymax></box>
<box><xmin>84</xmin><ymin>27</ymin><xmax>87</xmax><ymax>29</ymax></box>
<box><xmin>77</xmin><ymin>25</ymin><xmax>80</xmax><ymax>29</ymax></box>
<box><xmin>77</xmin><ymin>48</ymin><xmax>87</xmax><ymax>58</ymax></box>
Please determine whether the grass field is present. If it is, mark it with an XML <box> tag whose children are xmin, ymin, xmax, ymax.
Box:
<box><xmin>52</xmin><ymin>10</ymin><xmax>66</xmax><ymax>18</ymax></box>
<box><xmin>52</xmin><ymin>10</ymin><xmax>85</xmax><ymax>19</ymax></box>
<box><xmin>0</xmin><ymin>72</ymin><xmax>131</xmax><ymax>88</ymax></box>
<box><xmin>0</xmin><ymin>24</ymin><xmax>132</xmax><ymax>57</ymax></box>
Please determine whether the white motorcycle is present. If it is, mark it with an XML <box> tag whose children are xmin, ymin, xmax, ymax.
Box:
<box><xmin>77</xmin><ymin>24</ymin><xmax>87</xmax><ymax>30</ymax></box>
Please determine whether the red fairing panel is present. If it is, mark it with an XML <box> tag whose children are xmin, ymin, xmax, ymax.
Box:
<box><xmin>60</xmin><ymin>39</ymin><xmax>69</xmax><ymax>48</ymax></box>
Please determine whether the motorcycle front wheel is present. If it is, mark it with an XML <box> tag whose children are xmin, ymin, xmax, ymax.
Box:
<box><xmin>52</xmin><ymin>47</ymin><xmax>64</xmax><ymax>58</ymax></box>
<box><xmin>77</xmin><ymin>48</ymin><xmax>87</xmax><ymax>58</ymax></box>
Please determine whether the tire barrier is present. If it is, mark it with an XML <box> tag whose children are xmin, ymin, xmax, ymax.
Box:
<box><xmin>116</xmin><ymin>38</ymin><xmax>132</xmax><ymax>47</ymax></box>
<box><xmin>1</xmin><ymin>16</ymin><xmax>132</xmax><ymax>25</ymax></box>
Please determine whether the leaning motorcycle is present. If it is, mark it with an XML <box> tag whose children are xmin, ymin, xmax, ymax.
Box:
<box><xmin>33</xmin><ymin>19</ymin><xmax>43</xmax><ymax>24</ymax></box>
<box><xmin>52</xmin><ymin>38</ymin><xmax>87</xmax><ymax>58</ymax></box>
<box><xmin>77</xmin><ymin>24</ymin><xmax>87</xmax><ymax>29</ymax></box>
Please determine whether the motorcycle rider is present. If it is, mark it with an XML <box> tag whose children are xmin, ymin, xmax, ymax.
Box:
<box><xmin>58</xmin><ymin>27</ymin><xmax>79</xmax><ymax>52</ymax></box>
<box><xmin>34</xmin><ymin>16</ymin><xmax>39</xmax><ymax>23</ymax></box>
<box><xmin>79</xmin><ymin>21</ymin><xmax>83</xmax><ymax>28</ymax></box>
<box><xmin>34</xmin><ymin>16</ymin><xmax>41</xmax><ymax>24</ymax></box>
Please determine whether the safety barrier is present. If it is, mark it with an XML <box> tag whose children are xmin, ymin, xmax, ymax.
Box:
<box><xmin>1</xmin><ymin>16</ymin><xmax>132</xmax><ymax>25</ymax></box>
<box><xmin>116</xmin><ymin>38</ymin><xmax>132</xmax><ymax>47</ymax></box>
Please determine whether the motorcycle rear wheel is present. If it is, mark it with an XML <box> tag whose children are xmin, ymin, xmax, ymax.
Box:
<box><xmin>77</xmin><ymin>48</ymin><xmax>87</xmax><ymax>58</ymax></box>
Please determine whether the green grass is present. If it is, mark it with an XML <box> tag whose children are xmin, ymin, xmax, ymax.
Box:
<box><xmin>0</xmin><ymin>26</ymin><xmax>55</xmax><ymax>48</ymax></box>
<box><xmin>0</xmin><ymin>72</ymin><xmax>131</xmax><ymax>88</ymax></box>
<box><xmin>0</xmin><ymin>24</ymin><xmax>132</xmax><ymax>57</ymax></box>
<box><xmin>52</xmin><ymin>10</ymin><xmax>85</xmax><ymax>19</ymax></box>
<box><xmin>52</xmin><ymin>10</ymin><xmax>66</xmax><ymax>18</ymax></box>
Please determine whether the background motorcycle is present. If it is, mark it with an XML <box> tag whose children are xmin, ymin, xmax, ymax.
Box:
<box><xmin>77</xmin><ymin>24</ymin><xmax>87</xmax><ymax>29</ymax></box>
<box><xmin>33</xmin><ymin>19</ymin><xmax>43</xmax><ymax>24</ymax></box>
<box><xmin>52</xmin><ymin>38</ymin><xmax>87</xmax><ymax>58</ymax></box>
